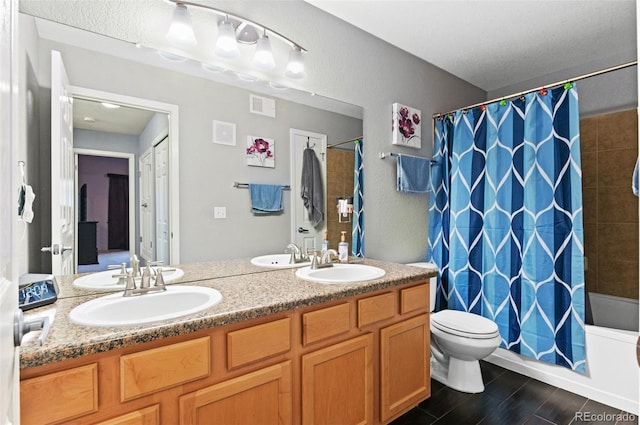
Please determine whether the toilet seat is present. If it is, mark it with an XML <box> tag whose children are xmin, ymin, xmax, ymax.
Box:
<box><xmin>431</xmin><ymin>310</ymin><xmax>500</xmax><ymax>339</ymax></box>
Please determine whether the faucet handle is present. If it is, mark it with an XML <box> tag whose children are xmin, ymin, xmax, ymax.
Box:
<box><xmin>309</xmin><ymin>251</ymin><xmax>320</xmax><ymax>269</ymax></box>
<box><xmin>154</xmin><ymin>269</ymin><xmax>166</xmax><ymax>290</ymax></box>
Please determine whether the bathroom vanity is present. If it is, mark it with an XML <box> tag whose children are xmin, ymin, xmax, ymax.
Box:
<box><xmin>19</xmin><ymin>259</ymin><xmax>435</xmax><ymax>425</ymax></box>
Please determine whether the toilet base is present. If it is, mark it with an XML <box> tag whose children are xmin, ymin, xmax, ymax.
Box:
<box><xmin>431</xmin><ymin>356</ymin><xmax>485</xmax><ymax>393</ymax></box>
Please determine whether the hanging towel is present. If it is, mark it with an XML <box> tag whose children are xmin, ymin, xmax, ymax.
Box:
<box><xmin>249</xmin><ymin>183</ymin><xmax>283</xmax><ymax>214</ymax></box>
<box><xmin>396</xmin><ymin>154</ymin><xmax>431</xmax><ymax>193</ymax></box>
<box><xmin>633</xmin><ymin>158</ymin><xmax>639</xmax><ymax>197</ymax></box>
<box><xmin>300</xmin><ymin>148</ymin><xmax>324</xmax><ymax>226</ymax></box>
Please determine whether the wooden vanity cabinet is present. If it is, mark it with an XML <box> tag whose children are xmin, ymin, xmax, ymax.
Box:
<box><xmin>20</xmin><ymin>280</ymin><xmax>430</xmax><ymax>425</ymax></box>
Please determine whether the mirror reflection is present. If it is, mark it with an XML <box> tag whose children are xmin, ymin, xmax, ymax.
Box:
<box><xmin>19</xmin><ymin>13</ymin><xmax>363</xmax><ymax>298</ymax></box>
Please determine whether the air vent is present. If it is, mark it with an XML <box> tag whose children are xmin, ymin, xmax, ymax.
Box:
<box><xmin>250</xmin><ymin>94</ymin><xmax>276</xmax><ymax>118</ymax></box>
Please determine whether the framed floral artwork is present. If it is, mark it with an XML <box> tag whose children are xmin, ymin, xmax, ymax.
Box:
<box><xmin>392</xmin><ymin>103</ymin><xmax>421</xmax><ymax>148</ymax></box>
<box><xmin>246</xmin><ymin>136</ymin><xmax>275</xmax><ymax>168</ymax></box>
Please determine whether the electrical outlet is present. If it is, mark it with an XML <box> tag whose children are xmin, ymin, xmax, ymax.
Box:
<box><xmin>214</xmin><ymin>206</ymin><xmax>226</xmax><ymax>219</ymax></box>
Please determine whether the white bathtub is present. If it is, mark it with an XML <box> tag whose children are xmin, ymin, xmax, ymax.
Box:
<box><xmin>486</xmin><ymin>324</ymin><xmax>639</xmax><ymax>414</ymax></box>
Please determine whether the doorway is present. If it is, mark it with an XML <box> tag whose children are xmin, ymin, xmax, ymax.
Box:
<box><xmin>70</xmin><ymin>86</ymin><xmax>181</xmax><ymax>266</ymax></box>
<box><xmin>75</xmin><ymin>151</ymin><xmax>134</xmax><ymax>273</ymax></box>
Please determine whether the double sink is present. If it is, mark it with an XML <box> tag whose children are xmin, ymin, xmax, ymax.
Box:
<box><xmin>68</xmin><ymin>255</ymin><xmax>385</xmax><ymax>328</ymax></box>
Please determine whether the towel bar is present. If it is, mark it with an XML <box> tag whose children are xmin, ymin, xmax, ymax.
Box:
<box><xmin>233</xmin><ymin>182</ymin><xmax>291</xmax><ymax>190</ymax></box>
<box><xmin>379</xmin><ymin>152</ymin><xmax>438</xmax><ymax>164</ymax></box>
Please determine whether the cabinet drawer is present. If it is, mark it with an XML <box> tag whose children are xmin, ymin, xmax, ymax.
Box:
<box><xmin>21</xmin><ymin>363</ymin><xmax>98</xmax><ymax>425</ymax></box>
<box><xmin>227</xmin><ymin>317</ymin><xmax>291</xmax><ymax>369</ymax></box>
<box><xmin>400</xmin><ymin>283</ymin><xmax>430</xmax><ymax>314</ymax></box>
<box><xmin>121</xmin><ymin>336</ymin><xmax>210</xmax><ymax>401</ymax></box>
<box><xmin>95</xmin><ymin>404</ymin><xmax>160</xmax><ymax>425</ymax></box>
<box><xmin>303</xmin><ymin>303</ymin><xmax>351</xmax><ymax>345</ymax></box>
<box><xmin>358</xmin><ymin>292</ymin><xmax>395</xmax><ymax>327</ymax></box>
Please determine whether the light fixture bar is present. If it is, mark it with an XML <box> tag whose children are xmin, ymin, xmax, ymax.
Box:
<box><xmin>166</xmin><ymin>0</ymin><xmax>307</xmax><ymax>52</ymax></box>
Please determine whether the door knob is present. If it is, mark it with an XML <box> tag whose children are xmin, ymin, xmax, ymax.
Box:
<box><xmin>142</xmin><ymin>203</ymin><xmax>148</xmax><ymax>208</ymax></box>
<box><xmin>14</xmin><ymin>310</ymin><xmax>50</xmax><ymax>346</ymax></box>
<box><xmin>41</xmin><ymin>244</ymin><xmax>72</xmax><ymax>255</ymax></box>
<box><xmin>298</xmin><ymin>227</ymin><xmax>309</xmax><ymax>233</ymax></box>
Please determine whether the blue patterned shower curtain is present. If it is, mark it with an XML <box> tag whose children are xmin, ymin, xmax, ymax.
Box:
<box><xmin>352</xmin><ymin>138</ymin><xmax>365</xmax><ymax>257</ymax></box>
<box><xmin>428</xmin><ymin>84</ymin><xmax>586</xmax><ymax>372</ymax></box>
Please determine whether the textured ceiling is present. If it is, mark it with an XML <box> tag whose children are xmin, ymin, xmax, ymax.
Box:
<box><xmin>304</xmin><ymin>0</ymin><xmax>637</xmax><ymax>91</ymax></box>
<box><xmin>73</xmin><ymin>98</ymin><xmax>156</xmax><ymax>136</ymax></box>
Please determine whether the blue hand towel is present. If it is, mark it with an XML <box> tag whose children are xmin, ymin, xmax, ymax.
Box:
<box><xmin>397</xmin><ymin>154</ymin><xmax>431</xmax><ymax>193</ymax></box>
<box><xmin>633</xmin><ymin>158</ymin><xmax>639</xmax><ymax>197</ymax></box>
<box><xmin>249</xmin><ymin>184</ymin><xmax>283</xmax><ymax>214</ymax></box>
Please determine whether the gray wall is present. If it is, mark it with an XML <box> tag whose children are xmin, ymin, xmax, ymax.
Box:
<box><xmin>19</xmin><ymin>2</ymin><xmax>487</xmax><ymax>266</ymax></box>
<box><xmin>20</xmin><ymin>1</ymin><xmax>636</xmax><ymax>269</ymax></box>
<box><xmin>22</xmin><ymin>10</ymin><xmax>372</xmax><ymax>266</ymax></box>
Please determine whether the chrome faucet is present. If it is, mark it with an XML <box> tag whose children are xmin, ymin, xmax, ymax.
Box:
<box><xmin>285</xmin><ymin>243</ymin><xmax>308</xmax><ymax>264</ymax></box>
<box><xmin>108</xmin><ymin>262</ymin><xmax>129</xmax><ymax>285</ymax></box>
<box><xmin>311</xmin><ymin>249</ymin><xmax>338</xmax><ymax>269</ymax></box>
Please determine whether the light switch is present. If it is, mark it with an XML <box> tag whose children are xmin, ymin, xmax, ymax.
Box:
<box><xmin>214</xmin><ymin>206</ymin><xmax>226</xmax><ymax>219</ymax></box>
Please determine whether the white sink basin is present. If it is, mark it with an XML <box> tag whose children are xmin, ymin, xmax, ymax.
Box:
<box><xmin>295</xmin><ymin>264</ymin><xmax>386</xmax><ymax>284</ymax></box>
<box><xmin>69</xmin><ymin>285</ymin><xmax>222</xmax><ymax>327</ymax></box>
<box><xmin>73</xmin><ymin>267</ymin><xmax>184</xmax><ymax>290</ymax></box>
<box><xmin>251</xmin><ymin>254</ymin><xmax>310</xmax><ymax>269</ymax></box>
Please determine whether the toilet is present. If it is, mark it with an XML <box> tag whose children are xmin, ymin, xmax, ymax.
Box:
<box><xmin>408</xmin><ymin>262</ymin><xmax>501</xmax><ymax>393</ymax></box>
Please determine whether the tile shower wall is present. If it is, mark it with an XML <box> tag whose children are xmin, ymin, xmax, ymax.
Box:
<box><xmin>326</xmin><ymin>149</ymin><xmax>355</xmax><ymax>250</ymax></box>
<box><xmin>581</xmin><ymin>109</ymin><xmax>638</xmax><ymax>300</ymax></box>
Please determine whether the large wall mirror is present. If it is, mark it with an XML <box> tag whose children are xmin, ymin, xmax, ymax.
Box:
<box><xmin>19</xmin><ymin>11</ymin><xmax>364</xmax><ymax>298</ymax></box>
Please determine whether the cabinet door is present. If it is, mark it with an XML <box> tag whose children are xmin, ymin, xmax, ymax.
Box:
<box><xmin>301</xmin><ymin>334</ymin><xmax>373</xmax><ymax>425</ymax></box>
<box><xmin>179</xmin><ymin>361</ymin><xmax>292</xmax><ymax>425</ymax></box>
<box><xmin>380</xmin><ymin>314</ymin><xmax>430</xmax><ymax>422</ymax></box>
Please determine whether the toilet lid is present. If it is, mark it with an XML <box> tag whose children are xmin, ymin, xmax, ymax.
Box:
<box><xmin>431</xmin><ymin>310</ymin><xmax>500</xmax><ymax>339</ymax></box>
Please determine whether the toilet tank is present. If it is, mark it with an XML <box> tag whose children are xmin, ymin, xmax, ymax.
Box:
<box><xmin>406</xmin><ymin>262</ymin><xmax>438</xmax><ymax>312</ymax></box>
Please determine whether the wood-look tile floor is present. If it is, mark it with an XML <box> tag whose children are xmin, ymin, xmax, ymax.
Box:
<box><xmin>391</xmin><ymin>361</ymin><xmax>638</xmax><ymax>425</ymax></box>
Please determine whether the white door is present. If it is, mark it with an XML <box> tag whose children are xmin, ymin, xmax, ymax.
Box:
<box><xmin>139</xmin><ymin>148</ymin><xmax>154</xmax><ymax>262</ymax></box>
<box><xmin>0</xmin><ymin>0</ymin><xmax>20</xmax><ymax>422</ymax></box>
<box><xmin>155</xmin><ymin>137</ymin><xmax>169</xmax><ymax>265</ymax></box>
<box><xmin>46</xmin><ymin>51</ymin><xmax>75</xmax><ymax>275</ymax></box>
<box><xmin>290</xmin><ymin>129</ymin><xmax>327</xmax><ymax>254</ymax></box>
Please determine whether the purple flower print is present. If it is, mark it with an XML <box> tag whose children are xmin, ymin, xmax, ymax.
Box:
<box><xmin>247</xmin><ymin>137</ymin><xmax>275</xmax><ymax>167</ymax></box>
<box><xmin>398</xmin><ymin>117</ymin><xmax>415</xmax><ymax>139</ymax></box>
<box><xmin>393</xmin><ymin>103</ymin><xmax>422</xmax><ymax>147</ymax></box>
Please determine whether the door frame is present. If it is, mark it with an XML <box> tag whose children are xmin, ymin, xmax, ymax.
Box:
<box><xmin>139</xmin><ymin>146</ymin><xmax>155</xmax><ymax>262</ymax></box>
<box><xmin>74</xmin><ymin>149</ymin><xmax>135</xmax><ymax>268</ymax></box>
<box><xmin>70</xmin><ymin>86</ymin><xmax>181</xmax><ymax>264</ymax></box>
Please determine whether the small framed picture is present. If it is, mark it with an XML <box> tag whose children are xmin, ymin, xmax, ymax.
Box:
<box><xmin>392</xmin><ymin>103</ymin><xmax>421</xmax><ymax>149</ymax></box>
<box><xmin>246</xmin><ymin>136</ymin><xmax>275</xmax><ymax>168</ymax></box>
<box><xmin>213</xmin><ymin>120</ymin><xmax>236</xmax><ymax>146</ymax></box>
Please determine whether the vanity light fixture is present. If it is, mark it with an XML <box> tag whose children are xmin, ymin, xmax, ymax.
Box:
<box><xmin>214</xmin><ymin>16</ymin><xmax>241</xmax><ymax>59</ymax></box>
<box><xmin>252</xmin><ymin>33</ymin><xmax>276</xmax><ymax>71</ymax></box>
<box><xmin>165</xmin><ymin>3</ymin><xmax>197</xmax><ymax>47</ymax></box>
<box><xmin>164</xmin><ymin>0</ymin><xmax>307</xmax><ymax>79</ymax></box>
<box><xmin>285</xmin><ymin>46</ymin><xmax>305</xmax><ymax>79</ymax></box>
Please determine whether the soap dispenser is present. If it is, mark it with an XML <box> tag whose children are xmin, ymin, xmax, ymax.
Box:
<box><xmin>338</xmin><ymin>231</ymin><xmax>349</xmax><ymax>263</ymax></box>
<box><xmin>321</xmin><ymin>230</ymin><xmax>329</xmax><ymax>253</ymax></box>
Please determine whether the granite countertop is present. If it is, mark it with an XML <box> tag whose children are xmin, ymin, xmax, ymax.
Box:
<box><xmin>20</xmin><ymin>258</ymin><xmax>437</xmax><ymax>369</ymax></box>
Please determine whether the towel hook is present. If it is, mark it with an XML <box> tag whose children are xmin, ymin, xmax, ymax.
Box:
<box><xmin>18</xmin><ymin>161</ymin><xmax>26</xmax><ymax>186</ymax></box>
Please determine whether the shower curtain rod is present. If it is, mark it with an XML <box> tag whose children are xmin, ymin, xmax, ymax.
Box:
<box><xmin>432</xmin><ymin>60</ymin><xmax>638</xmax><ymax>118</ymax></box>
<box><xmin>327</xmin><ymin>136</ymin><xmax>362</xmax><ymax>148</ymax></box>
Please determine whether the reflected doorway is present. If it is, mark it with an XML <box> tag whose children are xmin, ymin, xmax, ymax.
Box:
<box><xmin>76</xmin><ymin>152</ymin><xmax>132</xmax><ymax>273</ymax></box>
